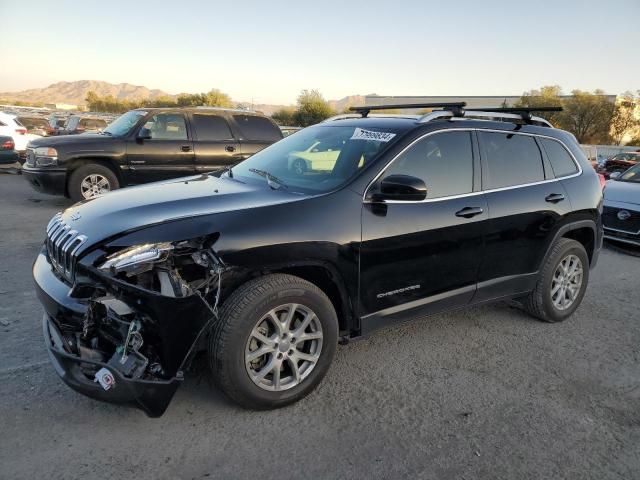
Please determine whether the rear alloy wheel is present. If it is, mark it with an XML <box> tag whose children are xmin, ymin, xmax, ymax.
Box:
<box><xmin>550</xmin><ymin>254</ymin><xmax>584</xmax><ymax>311</ymax></box>
<box><xmin>68</xmin><ymin>163</ymin><xmax>119</xmax><ymax>202</ymax></box>
<box><xmin>524</xmin><ymin>238</ymin><xmax>589</xmax><ymax>322</ymax></box>
<box><xmin>209</xmin><ymin>274</ymin><xmax>338</xmax><ymax>409</ymax></box>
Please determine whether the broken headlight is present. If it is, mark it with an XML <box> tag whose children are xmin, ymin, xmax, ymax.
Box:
<box><xmin>99</xmin><ymin>242</ymin><xmax>173</xmax><ymax>275</ymax></box>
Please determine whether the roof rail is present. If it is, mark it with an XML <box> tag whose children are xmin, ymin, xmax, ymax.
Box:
<box><xmin>418</xmin><ymin>105</ymin><xmax>562</xmax><ymax>127</ymax></box>
<box><xmin>349</xmin><ymin>102</ymin><xmax>467</xmax><ymax>117</ymax></box>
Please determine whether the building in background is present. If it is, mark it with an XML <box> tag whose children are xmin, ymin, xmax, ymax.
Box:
<box><xmin>43</xmin><ymin>103</ymin><xmax>82</xmax><ymax>111</ymax></box>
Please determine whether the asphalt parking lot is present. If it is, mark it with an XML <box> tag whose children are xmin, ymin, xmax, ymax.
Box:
<box><xmin>0</xmin><ymin>172</ymin><xmax>638</xmax><ymax>480</ymax></box>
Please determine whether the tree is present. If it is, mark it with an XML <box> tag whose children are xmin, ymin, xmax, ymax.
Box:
<box><xmin>560</xmin><ymin>89</ymin><xmax>615</xmax><ymax>144</ymax></box>
<box><xmin>514</xmin><ymin>85</ymin><xmax>564</xmax><ymax>125</ymax></box>
<box><xmin>204</xmin><ymin>89</ymin><xmax>233</xmax><ymax>107</ymax></box>
<box><xmin>271</xmin><ymin>107</ymin><xmax>296</xmax><ymax>125</ymax></box>
<box><xmin>293</xmin><ymin>89</ymin><xmax>335</xmax><ymax>127</ymax></box>
<box><xmin>610</xmin><ymin>92</ymin><xmax>639</xmax><ymax>145</ymax></box>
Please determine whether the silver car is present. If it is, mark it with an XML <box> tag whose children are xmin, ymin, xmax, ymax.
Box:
<box><xmin>603</xmin><ymin>164</ymin><xmax>640</xmax><ymax>247</ymax></box>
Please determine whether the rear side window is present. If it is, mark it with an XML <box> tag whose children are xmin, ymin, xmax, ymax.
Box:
<box><xmin>192</xmin><ymin>114</ymin><xmax>234</xmax><ymax>141</ymax></box>
<box><xmin>383</xmin><ymin>131</ymin><xmax>474</xmax><ymax>199</ymax></box>
<box><xmin>233</xmin><ymin>115</ymin><xmax>282</xmax><ymax>141</ymax></box>
<box><xmin>540</xmin><ymin>138</ymin><xmax>578</xmax><ymax>177</ymax></box>
<box><xmin>480</xmin><ymin>132</ymin><xmax>544</xmax><ymax>189</ymax></box>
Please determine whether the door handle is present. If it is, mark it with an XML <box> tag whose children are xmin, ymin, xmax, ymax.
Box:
<box><xmin>225</xmin><ymin>146</ymin><xmax>236</xmax><ymax>153</ymax></box>
<box><xmin>545</xmin><ymin>193</ymin><xmax>565</xmax><ymax>203</ymax></box>
<box><xmin>181</xmin><ymin>145</ymin><xmax>192</xmax><ymax>152</ymax></box>
<box><xmin>455</xmin><ymin>207</ymin><xmax>484</xmax><ymax>218</ymax></box>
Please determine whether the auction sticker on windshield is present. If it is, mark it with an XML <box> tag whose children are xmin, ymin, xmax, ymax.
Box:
<box><xmin>350</xmin><ymin>128</ymin><xmax>396</xmax><ymax>142</ymax></box>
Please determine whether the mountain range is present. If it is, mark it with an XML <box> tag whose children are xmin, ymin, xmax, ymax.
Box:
<box><xmin>0</xmin><ymin>80</ymin><xmax>367</xmax><ymax>115</ymax></box>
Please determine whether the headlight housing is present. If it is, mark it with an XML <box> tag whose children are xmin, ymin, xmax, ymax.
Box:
<box><xmin>99</xmin><ymin>242</ymin><xmax>173</xmax><ymax>275</ymax></box>
<box><xmin>34</xmin><ymin>147</ymin><xmax>58</xmax><ymax>166</ymax></box>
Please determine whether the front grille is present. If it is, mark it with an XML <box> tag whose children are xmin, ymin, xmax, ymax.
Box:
<box><xmin>602</xmin><ymin>206</ymin><xmax>640</xmax><ymax>234</ymax></box>
<box><xmin>46</xmin><ymin>213</ymin><xmax>88</xmax><ymax>282</ymax></box>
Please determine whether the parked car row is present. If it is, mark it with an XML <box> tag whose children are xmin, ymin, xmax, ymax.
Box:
<box><xmin>597</xmin><ymin>151</ymin><xmax>640</xmax><ymax>178</ymax></box>
<box><xmin>17</xmin><ymin>114</ymin><xmax>111</xmax><ymax>136</ymax></box>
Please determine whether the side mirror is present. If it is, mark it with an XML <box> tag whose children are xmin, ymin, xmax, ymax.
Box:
<box><xmin>610</xmin><ymin>171</ymin><xmax>621</xmax><ymax>179</ymax></box>
<box><xmin>137</xmin><ymin>127</ymin><xmax>152</xmax><ymax>140</ymax></box>
<box><xmin>377</xmin><ymin>174</ymin><xmax>427</xmax><ymax>201</ymax></box>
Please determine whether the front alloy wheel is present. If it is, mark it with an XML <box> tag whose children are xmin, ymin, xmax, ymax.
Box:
<box><xmin>80</xmin><ymin>174</ymin><xmax>111</xmax><ymax>199</ymax></box>
<box><xmin>209</xmin><ymin>274</ymin><xmax>338</xmax><ymax>409</ymax></box>
<box><xmin>245</xmin><ymin>303</ymin><xmax>323</xmax><ymax>391</ymax></box>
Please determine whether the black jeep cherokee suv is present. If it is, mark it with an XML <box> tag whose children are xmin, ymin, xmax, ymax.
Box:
<box><xmin>22</xmin><ymin>107</ymin><xmax>283</xmax><ymax>202</ymax></box>
<box><xmin>33</xmin><ymin>103</ymin><xmax>602</xmax><ymax>416</ymax></box>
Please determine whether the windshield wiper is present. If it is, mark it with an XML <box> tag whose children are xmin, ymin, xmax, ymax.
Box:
<box><xmin>101</xmin><ymin>131</ymin><xmax>113</xmax><ymax>136</ymax></box>
<box><xmin>249</xmin><ymin>168</ymin><xmax>287</xmax><ymax>189</ymax></box>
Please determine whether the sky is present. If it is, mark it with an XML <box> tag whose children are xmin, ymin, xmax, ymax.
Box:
<box><xmin>1</xmin><ymin>0</ymin><xmax>639</xmax><ymax>105</ymax></box>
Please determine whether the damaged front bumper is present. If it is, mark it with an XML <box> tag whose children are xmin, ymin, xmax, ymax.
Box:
<box><xmin>43</xmin><ymin>313</ymin><xmax>182</xmax><ymax>417</ymax></box>
<box><xmin>33</xmin><ymin>246</ymin><xmax>221</xmax><ymax>417</ymax></box>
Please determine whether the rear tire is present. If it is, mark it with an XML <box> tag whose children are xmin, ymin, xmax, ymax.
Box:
<box><xmin>68</xmin><ymin>163</ymin><xmax>119</xmax><ymax>202</ymax></box>
<box><xmin>524</xmin><ymin>238</ymin><xmax>589</xmax><ymax>322</ymax></box>
<box><xmin>208</xmin><ymin>274</ymin><xmax>338</xmax><ymax>409</ymax></box>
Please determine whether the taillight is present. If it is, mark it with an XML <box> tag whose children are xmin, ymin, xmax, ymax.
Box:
<box><xmin>15</xmin><ymin>128</ymin><xmax>27</xmax><ymax>135</ymax></box>
<box><xmin>598</xmin><ymin>174</ymin><xmax>606</xmax><ymax>189</ymax></box>
<box><xmin>1</xmin><ymin>140</ymin><xmax>14</xmax><ymax>150</ymax></box>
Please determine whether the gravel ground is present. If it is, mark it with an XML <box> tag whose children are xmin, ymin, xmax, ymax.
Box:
<box><xmin>0</xmin><ymin>172</ymin><xmax>638</xmax><ymax>480</ymax></box>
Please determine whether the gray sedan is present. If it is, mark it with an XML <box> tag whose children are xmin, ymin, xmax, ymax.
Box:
<box><xmin>603</xmin><ymin>164</ymin><xmax>640</xmax><ymax>247</ymax></box>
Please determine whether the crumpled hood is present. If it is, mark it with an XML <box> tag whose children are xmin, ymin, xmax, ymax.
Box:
<box><xmin>56</xmin><ymin>174</ymin><xmax>299</xmax><ymax>250</ymax></box>
<box><xmin>604</xmin><ymin>180</ymin><xmax>640</xmax><ymax>205</ymax></box>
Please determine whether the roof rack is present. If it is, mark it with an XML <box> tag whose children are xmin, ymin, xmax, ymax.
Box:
<box><xmin>349</xmin><ymin>102</ymin><xmax>467</xmax><ymax>117</ymax></box>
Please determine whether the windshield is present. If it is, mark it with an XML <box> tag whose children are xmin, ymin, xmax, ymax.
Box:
<box><xmin>230</xmin><ymin>124</ymin><xmax>402</xmax><ymax>194</ymax></box>
<box><xmin>619</xmin><ymin>163</ymin><xmax>640</xmax><ymax>183</ymax></box>
<box><xmin>103</xmin><ymin>110</ymin><xmax>147</xmax><ymax>136</ymax></box>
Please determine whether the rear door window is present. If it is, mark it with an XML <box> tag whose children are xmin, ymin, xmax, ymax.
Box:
<box><xmin>192</xmin><ymin>114</ymin><xmax>234</xmax><ymax>141</ymax></box>
<box><xmin>479</xmin><ymin>132</ymin><xmax>545</xmax><ymax>189</ymax></box>
<box><xmin>233</xmin><ymin>115</ymin><xmax>282</xmax><ymax>141</ymax></box>
<box><xmin>540</xmin><ymin>138</ymin><xmax>578</xmax><ymax>177</ymax></box>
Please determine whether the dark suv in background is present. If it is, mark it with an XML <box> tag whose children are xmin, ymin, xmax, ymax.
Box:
<box><xmin>33</xmin><ymin>103</ymin><xmax>602</xmax><ymax>416</ymax></box>
<box><xmin>23</xmin><ymin>107</ymin><xmax>283</xmax><ymax>201</ymax></box>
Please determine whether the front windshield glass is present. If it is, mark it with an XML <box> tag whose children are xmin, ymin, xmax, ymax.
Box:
<box><xmin>230</xmin><ymin>124</ymin><xmax>402</xmax><ymax>193</ymax></box>
<box><xmin>619</xmin><ymin>163</ymin><xmax>640</xmax><ymax>183</ymax></box>
<box><xmin>103</xmin><ymin>110</ymin><xmax>147</xmax><ymax>136</ymax></box>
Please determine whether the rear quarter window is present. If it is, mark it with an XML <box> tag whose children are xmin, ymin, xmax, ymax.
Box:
<box><xmin>479</xmin><ymin>132</ymin><xmax>545</xmax><ymax>189</ymax></box>
<box><xmin>233</xmin><ymin>115</ymin><xmax>282</xmax><ymax>142</ymax></box>
<box><xmin>540</xmin><ymin>138</ymin><xmax>578</xmax><ymax>177</ymax></box>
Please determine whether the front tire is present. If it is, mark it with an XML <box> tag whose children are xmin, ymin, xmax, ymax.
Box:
<box><xmin>208</xmin><ymin>274</ymin><xmax>338</xmax><ymax>409</ymax></box>
<box><xmin>68</xmin><ymin>163</ymin><xmax>119</xmax><ymax>202</ymax></box>
<box><xmin>524</xmin><ymin>238</ymin><xmax>589</xmax><ymax>322</ymax></box>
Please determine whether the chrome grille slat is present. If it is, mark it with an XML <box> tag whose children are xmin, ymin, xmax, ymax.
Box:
<box><xmin>45</xmin><ymin>213</ymin><xmax>88</xmax><ymax>283</ymax></box>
